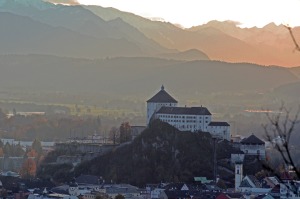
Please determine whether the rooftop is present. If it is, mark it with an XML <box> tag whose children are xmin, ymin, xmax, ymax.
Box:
<box><xmin>240</xmin><ymin>134</ymin><xmax>265</xmax><ymax>145</ymax></box>
<box><xmin>147</xmin><ymin>85</ymin><xmax>178</xmax><ymax>103</ymax></box>
<box><xmin>208</xmin><ymin>122</ymin><xmax>230</xmax><ymax>126</ymax></box>
<box><xmin>157</xmin><ymin>106</ymin><xmax>211</xmax><ymax>116</ymax></box>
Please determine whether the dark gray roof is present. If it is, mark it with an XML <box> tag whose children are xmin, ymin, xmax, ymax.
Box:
<box><xmin>76</xmin><ymin>175</ymin><xmax>100</xmax><ymax>185</ymax></box>
<box><xmin>157</xmin><ymin>107</ymin><xmax>211</xmax><ymax>115</ymax></box>
<box><xmin>147</xmin><ymin>86</ymin><xmax>178</xmax><ymax>103</ymax></box>
<box><xmin>241</xmin><ymin>134</ymin><xmax>265</xmax><ymax>145</ymax></box>
<box><xmin>51</xmin><ymin>185</ymin><xmax>69</xmax><ymax>195</ymax></box>
<box><xmin>208</xmin><ymin>122</ymin><xmax>230</xmax><ymax>126</ymax></box>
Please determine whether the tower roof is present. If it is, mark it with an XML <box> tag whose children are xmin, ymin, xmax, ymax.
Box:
<box><xmin>240</xmin><ymin>134</ymin><xmax>265</xmax><ymax>145</ymax></box>
<box><xmin>147</xmin><ymin>85</ymin><xmax>178</xmax><ymax>103</ymax></box>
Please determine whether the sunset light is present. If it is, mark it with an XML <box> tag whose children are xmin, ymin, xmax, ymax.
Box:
<box><xmin>78</xmin><ymin>0</ymin><xmax>300</xmax><ymax>28</ymax></box>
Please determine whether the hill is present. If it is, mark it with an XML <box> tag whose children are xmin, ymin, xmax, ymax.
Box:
<box><xmin>290</xmin><ymin>66</ymin><xmax>300</xmax><ymax>78</ymax></box>
<box><xmin>0</xmin><ymin>55</ymin><xmax>297</xmax><ymax>99</ymax></box>
<box><xmin>73</xmin><ymin>120</ymin><xmax>239</xmax><ymax>186</ymax></box>
<box><xmin>271</xmin><ymin>81</ymin><xmax>300</xmax><ymax>100</ymax></box>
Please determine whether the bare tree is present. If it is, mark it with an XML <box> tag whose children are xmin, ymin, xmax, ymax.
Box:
<box><xmin>285</xmin><ymin>26</ymin><xmax>300</xmax><ymax>52</ymax></box>
<box><xmin>263</xmin><ymin>104</ymin><xmax>300</xmax><ymax>178</ymax></box>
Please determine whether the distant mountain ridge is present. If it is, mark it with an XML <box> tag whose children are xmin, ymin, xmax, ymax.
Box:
<box><xmin>0</xmin><ymin>12</ymin><xmax>144</xmax><ymax>58</ymax></box>
<box><xmin>1</xmin><ymin>0</ymin><xmax>298</xmax><ymax>65</ymax></box>
<box><xmin>84</xmin><ymin>5</ymin><xmax>300</xmax><ymax>67</ymax></box>
<box><xmin>0</xmin><ymin>54</ymin><xmax>296</xmax><ymax>96</ymax></box>
<box><xmin>0</xmin><ymin>0</ymin><xmax>209</xmax><ymax>61</ymax></box>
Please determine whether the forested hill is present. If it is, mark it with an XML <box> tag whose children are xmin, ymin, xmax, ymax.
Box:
<box><xmin>74</xmin><ymin>120</ymin><xmax>240</xmax><ymax>186</ymax></box>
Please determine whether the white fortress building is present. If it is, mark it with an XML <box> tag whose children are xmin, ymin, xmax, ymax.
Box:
<box><xmin>147</xmin><ymin>86</ymin><xmax>230</xmax><ymax>140</ymax></box>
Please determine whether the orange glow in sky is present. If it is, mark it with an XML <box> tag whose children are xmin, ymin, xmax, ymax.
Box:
<box><xmin>78</xmin><ymin>0</ymin><xmax>300</xmax><ymax>28</ymax></box>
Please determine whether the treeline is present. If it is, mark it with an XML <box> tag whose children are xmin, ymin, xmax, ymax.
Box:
<box><xmin>0</xmin><ymin>109</ymin><xmax>103</xmax><ymax>140</ymax></box>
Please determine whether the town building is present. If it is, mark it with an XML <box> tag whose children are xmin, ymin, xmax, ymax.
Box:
<box><xmin>240</xmin><ymin>134</ymin><xmax>266</xmax><ymax>160</ymax></box>
<box><xmin>147</xmin><ymin>86</ymin><xmax>230</xmax><ymax>140</ymax></box>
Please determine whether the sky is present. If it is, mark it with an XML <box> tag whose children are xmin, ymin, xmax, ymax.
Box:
<box><xmin>77</xmin><ymin>0</ymin><xmax>300</xmax><ymax>28</ymax></box>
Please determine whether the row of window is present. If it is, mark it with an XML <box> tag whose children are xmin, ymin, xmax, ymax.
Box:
<box><xmin>209</xmin><ymin>126</ymin><xmax>226</xmax><ymax>129</ymax></box>
<box><xmin>160</xmin><ymin>119</ymin><xmax>209</xmax><ymax>124</ymax></box>
<box><xmin>158</xmin><ymin>114</ymin><xmax>210</xmax><ymax>119</ymax></box>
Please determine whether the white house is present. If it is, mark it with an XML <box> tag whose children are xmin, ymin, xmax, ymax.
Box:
<box><xmin>147</xmin><ymin>86</ymin><xmax>230</xmax><ymax>140</ymax></box>
<box><xmin>240</xmin><ymin>134</ymin><xmax>266</xmax><ymax>160</ymax></box>
<box><xmin>155</xmin><ymin>106</ymin><xmax>212</xmax><ymax>132</ymax></box>
<box><xmin>238</xmin><ymin>175</ymin><xmax>271</xmax><ymax>194</ymax></box>
<box><xmin>207</xmin><ymin>122</ymin><xmax>230</xmax><ymax>141</ymax></box>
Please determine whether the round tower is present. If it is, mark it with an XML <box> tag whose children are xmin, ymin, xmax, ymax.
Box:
<box><xmin>146</xmin><ymin>85</ymin><xmax>178</xmax><ymax>125</ymax></box>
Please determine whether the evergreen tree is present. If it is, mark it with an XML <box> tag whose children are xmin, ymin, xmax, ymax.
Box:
<box><xmin>119</xmin><ymin>122</ymin><xmax>131</xmax><ymax>143</ymax></box>
<box><xmin>3</xmin><ymin>142</ymin><xmax>11</xmax><ymax>156</ymax></box>
<box><xmin>32</xmin><ymin>139</ymin><xmax>43</xmax><ymax>155</ymax></box>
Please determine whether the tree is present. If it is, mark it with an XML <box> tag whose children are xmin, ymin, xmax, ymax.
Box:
<box><xmin>95</xmin><ymin>193</ymin><xmax>109</xmax><ymax>199</ymax></box>
<box><xmin>32</xmin><ymin>139</ymin><xmax>43</xmax><ymax>155</ymax></box>
<box><xmin>3</xmin><ymin>142</ymin><xmax>12</xmax><ymax>156</ymax></box>
<box><xmin>13</xmin><ymin>142</ymin><xmax>25</xmax><ymax>156</ymax></box>
<box><xmin>27</xmin><ymin>149</ymin><xmax>38</xmax><ymax>158</ymax></box>
<box><xmin>20</xmin><ymin>158</ymin><xmax>37</xmax><ymax>178</ymax></box>
<box><xmin>0</xmin><ymin>148</ymin><xmax>4</xmax><ymax>157</ymax></box>
<box><xmin>114</xmin><ymin>194</ymin><xmax>125</xmax><ymax>199</ymax></box>
<box><xmin>12</xmin><ymin>108</ymin><xmax>17</xmax><ymax>116</ymax></box>
<box><xmin>286</xmin><ymin>26</ymin><xmax>300</xmax><ymax>52</ymax></box>
<box><xmin>263</xmin><ymin>105</ymin><xmax>300</xmax><ymax>177</ymax></box>
<box><xmin>216</xmin><ymin>179</ymin><xmax>227</xmax><ymax>190</ymax></box>
<box><xmin>263</xmin><ymin>105</ymin><xmax>300</xmax><ymax>196</ymax></box>
<box><xmin>109</xmin><ymin>127</ymin><xmax>119</xmax><ymax>144</ymax></box>
<box><xmin>119</xmin><ymin>122</ymin><xmax>132</xmax><ymax>143</ymax></box>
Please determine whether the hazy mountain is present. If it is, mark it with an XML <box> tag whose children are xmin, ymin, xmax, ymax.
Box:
<box><xmin>271</xmin><ymin>81</ymin><xmax>300</xmax><ymax>100</ymax></box>
<box><xmin>0</xmin><ymin>0</ymin><xmax>185</xmax><ymax>58</ymax></box>
<box><xmin>290</xmin><ymin>66</ymin><xmax>300</xmax><ymax>78</ymax></box>
<box><xmin>0</xmin><ymin>55</ymin><xmax>297</xmax><ymax>97</ymax></box>
<box><xmin>0</xmin><ymin>12</ymin><xmax>143</xmax><ymax>58</ymax></box>
<box><xmin>158</xmin><ymin>49</ymin><xmax>210</xmax><ymax>61</ymax></box>
<box><xmin>2</xmin><ymin>0</ymin><xmax>296</xmax><ymax>65</ymax></box>
<box><xmin>190</xmin><ymin>21</ymin><xmax>300</xmax><ymax>66</ymax></box>
<box><xmin>85</xmin><ymin>5</ymin><xmax>300</xmax><ymax>67</ymax></box>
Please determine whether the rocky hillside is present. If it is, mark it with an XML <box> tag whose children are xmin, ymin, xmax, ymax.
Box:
<box><xmin>74</xmin><ymin>120</ymin><xmax>240</xmax><ymax>186</ymax></box>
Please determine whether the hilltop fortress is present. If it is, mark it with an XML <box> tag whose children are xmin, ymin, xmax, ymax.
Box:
<box><xmin>147</xmin><ymin>86</ymin><xmax>230</xmax><ymax>140</ymax></box>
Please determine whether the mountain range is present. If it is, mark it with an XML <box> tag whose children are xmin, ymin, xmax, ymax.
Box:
<box><xmin>0</xmin><ymin>54</ymin><xmax>297</xmax><ymax>98</ymax></box>
<box><xmin>0</xmin><ymin>0</ymin><xmax>299</xmax><ymax>105</ymax></box>
<box><xmin>0</xmin><ymin>0</ymin><xmax>208</xmax><ymax>60</ymax></box>
<box><xmin>83</xmin><ymin>5</ymin><xmax>300</xmax><ymax>67</ymax></box>
<box><xmin>0</xmin><ymin>0</ymin><xmax>299</xmax><ymax>66</ymax></box>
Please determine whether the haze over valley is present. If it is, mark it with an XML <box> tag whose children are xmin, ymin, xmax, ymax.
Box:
<box><xmin>0</xmin><ymin>1</ymin><xmax>300</xmax><ymax>195</ymax></box>
<box><xmin>0</xmin><ymin>0</ymin><xmax>299</xmax><ymax>136</ymax></box>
